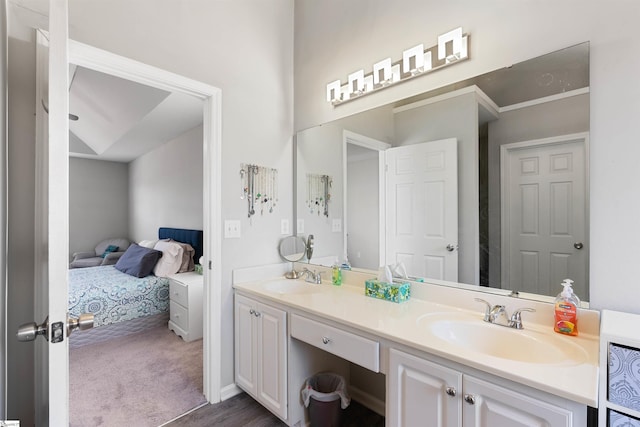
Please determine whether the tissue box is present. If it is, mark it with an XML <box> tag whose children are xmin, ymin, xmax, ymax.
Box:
<box><xmin>365</xmin><ymin>279</ymin><xmax>411</xmax><ymax>303</ymax></box>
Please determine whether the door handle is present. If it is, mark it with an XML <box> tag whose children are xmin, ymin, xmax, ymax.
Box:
<box><xmin>574</xmin><ymin>242</ymin><xmax>584</xmax><ymax>250</ymax></box>
<box><xmin>67</xmin><ymin>313</ymin><xmax>94</xmax><ymax>337</ymax></box>
<box><xmin>17</xmin><ymin>313</ymin><xmax>95</xmax><ymax>342</ymax></box>
<box><xmin>446</xmin><ymin>244</ymin><xmax>458</xmax><ymax>252</ymax></box>
<box><xmin>17</xmin><ymin>317</ymin><xmax>49</xmax><ymax>342</ymax></box>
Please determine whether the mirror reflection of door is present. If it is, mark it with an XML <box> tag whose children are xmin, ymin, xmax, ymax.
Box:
<box><xmin>501</xmin><ymin>133</ymin><xmax>588</xmax><ymax>299</ymax></box>
<box><xmin>386</xmin><ymin>138</ymin><xmax>458</xmax><ymax>281</ymax></box>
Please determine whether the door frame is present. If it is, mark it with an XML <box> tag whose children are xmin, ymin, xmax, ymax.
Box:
<box><xmin>35</xmin><ymin>31</ymin><xmax>223</xmax><ymax>420</ymax></box>
<box><xmin>342</xmin><ymin>130</ymin><xmax>390</xmax><ymax>267</ymax></box>
<box><xmin>500</xmin><ymin>132</ymin><xmax>589</xmax><ymax>290</ymax></box>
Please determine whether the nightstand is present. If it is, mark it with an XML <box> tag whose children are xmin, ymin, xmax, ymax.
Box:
<box><xmin>168</xmin><ymin>271</ymin><xmax>203</xmax><ymax>341</ymax></box>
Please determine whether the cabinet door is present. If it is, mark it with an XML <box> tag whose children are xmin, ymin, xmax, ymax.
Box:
<box><xmin>388</xmin><ymin>348</ymin><xmax>462</xmax><ymax>427</ymax></box>
<box><xmin>462</xmin><ymin>375</ymin><xmax>573</xmax><ymax>427</ymax></box>
<box><xmin>257</xmin><ymin>302</ymin><xmax>288</xmax><ymax>420</ymax></box>
<box><xmin>234</xmin><ymin>295</ymin><xmax>257</xmax><ymax>396</ymax></box>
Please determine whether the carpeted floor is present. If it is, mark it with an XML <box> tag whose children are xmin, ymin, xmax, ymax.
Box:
<box><xmin>69</xmin><ymin>324</ymin><xmax>206</xmax><ymax>427</ymax></box>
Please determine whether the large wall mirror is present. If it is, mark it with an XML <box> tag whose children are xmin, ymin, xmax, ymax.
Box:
<box><xmin>296</xmin><ymin>42</ymin><xmax>590</xmax><ymax>303</ymax></box>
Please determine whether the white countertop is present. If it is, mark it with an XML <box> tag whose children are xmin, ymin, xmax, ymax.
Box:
<box><xmin>233</xmin><ymin>275</ymin><xmax>599</xmax><ymax>407</ymax></box>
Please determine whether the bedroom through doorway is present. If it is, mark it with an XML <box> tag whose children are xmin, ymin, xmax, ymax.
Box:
<box><xmin>35</xmin><ymin>31</ymin><xmax>221</xmax><ymax>425</ymax></box>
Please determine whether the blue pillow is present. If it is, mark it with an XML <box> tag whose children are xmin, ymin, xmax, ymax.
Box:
<box><xmin>114</xmin><ymin>243</ymin><xmax>163</xmax><ymax>278</ymax></box>
<box><xmin>101</xmin><ymin>245</ymin><xmax>119</xmax><ymax>258</ymax></box>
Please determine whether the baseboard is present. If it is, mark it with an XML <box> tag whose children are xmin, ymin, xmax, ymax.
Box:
<box><xmin>220</xmin><ymin>383</ymin><xmax>243</xmax><ymax>401</ymax></box>
<box><xmin>348</xmin><ymin>384</ymin><xmax>385</xmax><ymax>417</ymax></box>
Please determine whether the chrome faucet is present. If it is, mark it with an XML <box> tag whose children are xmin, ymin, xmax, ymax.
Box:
<box><xmin>475</xmin><ymin>298</ymin><xmax>536</xmax><ymax>329</ymax></box>
<box><xmin>301</xmin><ymin>268</ymin><xmax>323</xmax><ymax>284</ymax></box>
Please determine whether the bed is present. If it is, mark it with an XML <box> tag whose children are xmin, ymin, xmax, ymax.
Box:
<box><xmin>69</xmin><ymin>227</ymin><xmax>203</xmax><ymax>348</ymax></box>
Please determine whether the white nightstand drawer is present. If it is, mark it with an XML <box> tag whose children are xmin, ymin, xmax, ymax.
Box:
<box><xmin>170</xmin><ymin>300</ymin><xmax>189</xmax><ymax>330</ymax></box>
<box><xmin>291</xmin><ymin>313</ymin><xmax>379</xmax><ymax>372</ymax></box>
<box><xmin>170</xmin><ymin>280</ymin><xmax>189</xmax><ymax>307</ymax></box>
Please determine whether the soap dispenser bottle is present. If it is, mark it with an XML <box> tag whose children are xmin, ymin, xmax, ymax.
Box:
<box><xmin>332</xmin><ymin>258</ymin><xmax>342</xmax><ymax>286</ymax></box>
<box><xmin>554</xmin><ymin>279</ymin><xmax>580</xmax><ymax>336</ymax></box>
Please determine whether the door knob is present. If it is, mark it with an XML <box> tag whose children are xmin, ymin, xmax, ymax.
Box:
<box><xmin>446</xmin><ymin>244</ymin><xmax>458</xmax><ymax>252</ymax></box>
<box><xmin>67</xmin><ymin>313</ymin><xmax>94</xmax><ymax>337</ymax></box>
<box><xmin>574</xmin><ymin>242</ymin><xmax>584</xmax><ymax>250</ymax></box>
<box><xmin>17</xmin><ymin>317</ymin><xmax>49</xmax><ymax>342</ymax></box>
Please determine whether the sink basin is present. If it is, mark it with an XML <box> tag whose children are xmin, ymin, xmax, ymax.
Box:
<box><xmin>423</xmin><ymin>315</ymin><xmax>588</xmax><ymax>365</ymax></box>
<box><xmin>263</xmin><ymin>280</ymin><xmax>322</xmax><ymax>295</ymax></box>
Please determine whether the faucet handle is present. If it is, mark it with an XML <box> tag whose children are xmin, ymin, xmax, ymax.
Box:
<box><xmin>474</xmin><ymin>298</ymin><xmax>492</xmax><ymax>321</ymax></box>
<box><xmin>509</xmin><ymin>307</ymin><xmax>536</xmax><ymax>329</ymax></box>
<box><xmin>315</xmin><ymin>271</ymin><xmax>323</xmax><ymax>284</ymax></box>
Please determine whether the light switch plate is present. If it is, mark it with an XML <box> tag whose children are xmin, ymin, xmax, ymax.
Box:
<box><xmin>297</xmin><ymin>219</ymin><xmax>305</xmax><ymax>234</ymax></box>
<box><xmin>224</xmin><ymin>220</ymin><xmax>241</xmax><ymax>238</ymax></box>
<box><xmin>281</xmin><ymin>219</ymin><xmax>290</xmax><ymax>235</ymax></box>
<box><xmin>332</xmin><ymin>218</ymin><xmax>342</xmax><ymax>233</ymax></box>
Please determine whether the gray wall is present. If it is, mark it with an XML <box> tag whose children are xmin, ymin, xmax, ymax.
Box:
<box><xmin>346</xmin><ymin>151</ymin><xmax>379</xmax><ymax>270</ymax></box>
<box><xmin>129</xmin><ymin>125</ymin><xmax>203</xmax><ymax>242</ymax></box>
<box><xmin>69</xmin><ymin>158</ymin><xmax>129</xmax><ymax>257</ymax></box>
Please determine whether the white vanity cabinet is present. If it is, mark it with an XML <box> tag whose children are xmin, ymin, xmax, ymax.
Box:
<box><xmin>234</xmin><ymin>294</ymin><xmax>287</xmax><ymax>421</ymax></box>
<box><xmin>168</xmin><ymin>272</ymin><xmax>203</xmax><ymax>341</ymax></box>
<box><xmin>388</xmin><ymin>348</ymin><xmax>585</xmax><ymax>427</ymax></box>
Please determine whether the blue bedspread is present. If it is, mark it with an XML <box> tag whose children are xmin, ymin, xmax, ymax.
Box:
<box><xmin>68</xmin><ymin>265</ymin><xmax>170</xmax><ymax>328</ymax></box>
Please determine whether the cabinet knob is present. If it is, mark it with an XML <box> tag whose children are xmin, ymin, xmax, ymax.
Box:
<box><xmin>249</xmin><ymin>309</ymin><xmax>255</xmax><ymax>315</ymax></box>
<box><xmin>445</xmin><ymin>386</ymin><xmax>457</xmax><ymax>397</ymax></box>
<box><xmin>254</xmin><ymin>311</ymin><xmax>261</xmax><ymax>318</ymax></box>
<box><xmin>464</xmin><ymin>394</ymin><xmax>476</xmax><ymax>405</ymax></box>
<box><xmin>322</xmin><ymin>336</ymin><xmax>331</xmax><ymax>344</ymax></box>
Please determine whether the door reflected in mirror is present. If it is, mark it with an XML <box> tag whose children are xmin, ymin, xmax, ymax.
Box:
<box><xmin>295</xmin><ymin>42</ymin><xmax>590</xmax><ymax>302</ymax></box>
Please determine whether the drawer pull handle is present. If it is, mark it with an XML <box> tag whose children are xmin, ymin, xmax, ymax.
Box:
<box><xmin>322</xmin><ymin>336</ymin><xmax>331</xmax><ymax>344</ymax></box>
<box><xmin>464</xmin><ymin>394</ymin><xmax>476</xmax><ymax>405</ymax></box>
<box><xmin>445</xmin><ymin>387</ymin><xmax>456</xmax><ymax>397</ymax></box>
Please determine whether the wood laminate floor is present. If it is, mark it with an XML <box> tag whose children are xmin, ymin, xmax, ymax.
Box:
<box><xmin>164</xmin><ymin>392</ymin><xmax>384</xmax><ymax>427</ymax></box>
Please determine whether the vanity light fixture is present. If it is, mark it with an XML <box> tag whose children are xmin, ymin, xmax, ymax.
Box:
<box><xmin>327</xmin><ymin>27</ymin><xmax>469</xmax><ymax>105</ymax></box>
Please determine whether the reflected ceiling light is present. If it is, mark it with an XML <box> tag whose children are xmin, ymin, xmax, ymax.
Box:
<box><xmin>326</xmin><ymin>27</ymin><xmax>469</xmax><ymax>106</ymax></box>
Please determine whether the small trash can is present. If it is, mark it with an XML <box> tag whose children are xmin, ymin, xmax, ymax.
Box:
<box><xmin>301</xmin><ymin>373</ymin><xmax>350</xmax><ymax>427</ymax></box>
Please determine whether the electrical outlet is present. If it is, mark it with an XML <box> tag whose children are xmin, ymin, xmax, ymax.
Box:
<box><xmin>332</xmin><ymin>218</ymin><xmax>342</xmax><ymax>233</ymax></box>
<box><xmin>281</xmin><ymin>219</ymin><xmax>290</xmax><ymax>235</ymax></box>
<box><xmin>297</xmin><ymin>219</ymin><xmax>305</xmax><ymax>234</ymax></box>
<box><xmin>224</xmin><ymin>220</ymin><xmax>241</xmax><ymax>238</ymax></box>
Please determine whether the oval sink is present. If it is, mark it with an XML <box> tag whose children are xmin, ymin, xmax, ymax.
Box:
<box><xmin>263</xmin><ymin>280</ymin><xmax>322</xmax><ymax>295</ymax></box>
<box><xmin>425</xmin><ymin>316</ymin><xmax>588</xmax><ymax>365</ymax></box>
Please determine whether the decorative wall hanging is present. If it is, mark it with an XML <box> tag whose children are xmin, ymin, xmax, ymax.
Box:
<box><xmin>306</xmin><ymin>173</ymin><xmax>332</xmax><ymax>217</ymax></box>
<box><xmin>240</xmin><ymin>163</ymin><xmax>278</xmax><ymax>219</ymax></box>
<box><xmin>326</xmin><ymin>27</ymin><xmax>469</xmax><ymax>105</ymax></box>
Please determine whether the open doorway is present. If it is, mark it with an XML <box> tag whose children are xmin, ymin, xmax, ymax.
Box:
<box><xmin>35</xmin><ymin>31</ymin><xmax>222</xmax><ymax>425</ymax></box>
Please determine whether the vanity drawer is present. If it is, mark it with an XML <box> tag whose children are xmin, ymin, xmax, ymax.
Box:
<box><xmin>170</xmin><ymin>280</ymin><xmax>189</xmax><ymax>307</ymax></box>
<box><xmin>291</xmin><ymin>313</ymin><xmax>379</xmax><ymax>372</ymax></box>
<box><xmin>170</xmin><ymin>300</ymin><xmax>189</xmax><ymax>330</ymax></box>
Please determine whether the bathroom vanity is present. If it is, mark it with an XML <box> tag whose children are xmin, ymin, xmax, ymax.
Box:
<box><xmin>233</xmin><ymin>266</ymin><xmax>599</xmax><ymax>427</ymax></box>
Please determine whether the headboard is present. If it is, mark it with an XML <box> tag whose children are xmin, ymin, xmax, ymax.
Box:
<box><xmin>158</xmin><ymin>227</ymin><xmax>203</xmax><ymax>265</ymax></box>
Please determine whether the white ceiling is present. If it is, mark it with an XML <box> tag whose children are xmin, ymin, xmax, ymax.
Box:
<box><xmin>68</xmin><ymin>66</ymin><xmax>204</xmax><ymax>163</ymax></box>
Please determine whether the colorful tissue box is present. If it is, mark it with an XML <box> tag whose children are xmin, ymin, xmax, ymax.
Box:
<box><xmin>365</xmin><ymin>279</ymin><xmax>411</xmax><ymax>303</ymax></box>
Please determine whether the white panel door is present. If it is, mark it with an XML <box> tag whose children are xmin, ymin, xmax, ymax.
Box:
<box><xmin>462</xmin><ymin>376</ymin><xmax>573</xmax><ymax>427</ymax></box>
<box><xmin>501</xmin><ymin>133</ymin><xmax>588</xmax><ymax>298</ymax></box>
<box><xmin>386</xmin><ymin>139</ymin><xmax>458</xmax><ymax>281</ymax></box>
<box><xmin>256</xmin><ymin>302</ymin><xmax>287</xmax><ymax>420</ymax></box>
<box><xmin>388</xmin><ymin>348</ymin><xmax>462</xmax><ymax>427</ymax></box>
<box><xmin>234</xmin><ymin>295</ymin><xmax>257</xmax><ymax>396</ymax></box>
<box><xmin>35</xmin><ymin>1</ymin><xmax>71</xmax><ymax>425</ymax></box>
